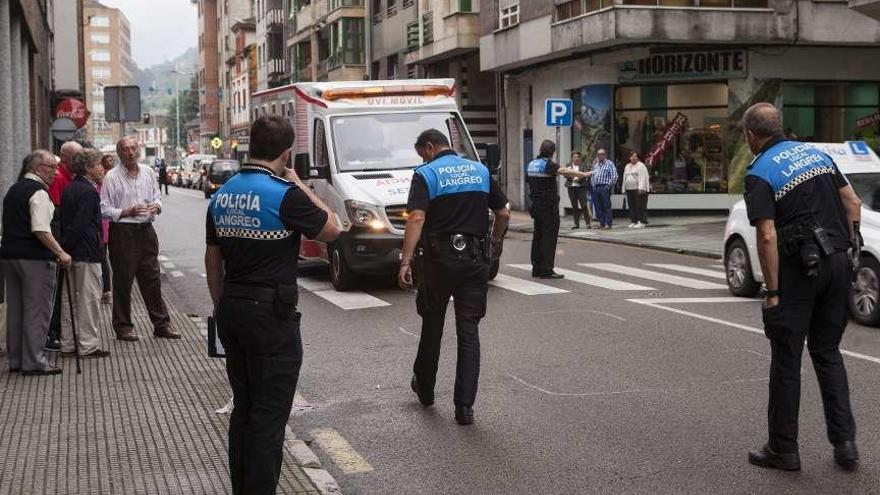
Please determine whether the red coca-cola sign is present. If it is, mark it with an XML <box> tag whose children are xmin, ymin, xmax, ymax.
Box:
<box><xmin>54</xmin><ymin>98</ymin><xmax>90</xmax><ymax>129</ymax></box>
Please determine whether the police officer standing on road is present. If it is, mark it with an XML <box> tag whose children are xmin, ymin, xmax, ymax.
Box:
<box><xmin>526</xmin><ymin>140</ymin><xmax>591</xmax><ymax>279</ymax></box>
<box><xmin>205</xmin><ymin>116</ymin><xmax>341</xmax><ymax>494</ymax></box>
<box><xmin>399</xmin><ymin>129</ymin><xmax>510</xmax><ymax>426</ymax></box>
<box><xmin>742</xmin><ymin>103</ymin><xmax>863</xmax><ymax>472</ymax></box>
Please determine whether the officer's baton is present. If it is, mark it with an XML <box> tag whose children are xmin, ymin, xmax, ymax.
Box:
<box><xmin>63</xmin><ymin>269</ymin><xmax>82</xmax><ymax>375</ymax></box>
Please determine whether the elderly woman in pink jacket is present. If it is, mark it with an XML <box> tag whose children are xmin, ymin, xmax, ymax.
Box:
<box><xmin>623</xmin><ymin>151</ymin><xmax>650</xmax><ymax>228</ymax></box>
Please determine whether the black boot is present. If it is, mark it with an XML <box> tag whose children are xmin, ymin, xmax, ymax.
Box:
<box><xmin>411</xmin><ymin>374</ymin><xmax>434</xmax><ymax>407</ymax></box>
<box><xmin>572</xmin><ymin>211</ymin><xmax>580</xmax><ymax>229</ymax></box>
<box><xmin>455</xmin><ymin>406</ymin><xmax>474</xmax><ymax>425</ymax></box>
<box><xmin>834</xmin><ymin>441</ymin><xmax>859</xmax><ymax>471</ymax></box>
<box><xmin>748</xmin><ymin>444</ymin><xmax>801</xmax><ymax>471</ymax></box>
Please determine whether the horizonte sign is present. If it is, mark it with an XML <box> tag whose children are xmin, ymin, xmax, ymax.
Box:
<box><xmin>620</xmin><ymin>50</ymin><xmax>748</xmax><ymax>82</ymax></box>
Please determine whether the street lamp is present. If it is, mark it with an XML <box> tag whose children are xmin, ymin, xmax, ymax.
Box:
<box><xmin>169</xmin><ymin>63</ymin><xmax>195</xmax><ymax>160</ymax></box>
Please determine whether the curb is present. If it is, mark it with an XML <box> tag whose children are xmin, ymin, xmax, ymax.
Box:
<box><xmin>509</xmin><ymin>225</ymin><xmax>723</xmax><ymax>260</ymax></box>
<box><xmin>189</xmin><ymin>316</ymin><xmax>343</xmax><ymax>495</ymax></box>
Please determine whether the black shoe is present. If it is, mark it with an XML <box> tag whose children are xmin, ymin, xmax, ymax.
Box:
<box><xmin>834</xmin><ymin>441</ymin><xmax>859</xmax><ymax>471</ymax></box>
<box><xmin>748</xmin><ymin>445</ymin><xmax>801</xmax><ymax>471</ymax></box>
<box><xmin>572</xmin><ymin>224</ymin><xmax>580</xmax><ymax>230</ymax></box>
<box><xmin>44</xmin><ymin>338</ymin><xmax>61</xmax><ymax>353</ymax></box>
<box><xmin>455</xmin><ymin>406</ymin><xmax>474</xmax><ymax>425</ymax></box>
<box><xmin>538</xmin><ymin>272</ymin><xmax>564</xmax><ymax>280</ymax></box>
<box><xmin>410</xmin><ymin>375</ymin><xmax>434</xmax><ymax>407</ymax></box>
<box><xmin>21</xmin><ymin>367</ymin><xmax>63</xmax><ymax>376</ymax></box>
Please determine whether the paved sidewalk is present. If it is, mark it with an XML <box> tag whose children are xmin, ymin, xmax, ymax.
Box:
<box><xmin>509</xmin><ymin>211</ymin><xmax>727</xmax><ymax>259</ymax></box>
<box><xmin>0</xmin><ymin>287</ymin><xmax>321</xmax><ymax>495</ymax></box>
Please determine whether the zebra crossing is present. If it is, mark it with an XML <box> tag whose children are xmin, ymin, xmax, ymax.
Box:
<box><xmin>296</xmin><ymin>262</ymin><xmax>732</xmax><ymax>311</ymax></box>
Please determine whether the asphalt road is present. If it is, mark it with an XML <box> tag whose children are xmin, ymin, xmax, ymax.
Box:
<box><xmin>154</xmin><ymin>186</ymin><xmax>880</xmax><ymax>494</ymax></box>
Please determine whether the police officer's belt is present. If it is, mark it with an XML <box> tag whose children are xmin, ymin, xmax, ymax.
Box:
<box><xmin>223</xmin><ymin>284</ymin><xmax>277</xmax><ymax>303</ymax></box>
<box><xmin>426</xmin><ymin>232</ymin><xmax>487</xmax><ymax>252</ymax></box>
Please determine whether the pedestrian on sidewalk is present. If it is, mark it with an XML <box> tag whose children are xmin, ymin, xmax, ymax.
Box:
<box><xmin>399</xmin><ymin>129</ymin><xmax>510</xmax><ymax>426</ymax></box>
<box><xmin>44</xmin><ymin>140</ymin><xmax>83</xmax><ymax>353</ymax></box>
<box><xmin>98</xmin><ymin>153</ymin><xmax>114</xmax><ymax>304</ymax></box>
<box><xmin>205</xmin><ymin>115</ymin><xmax>341</xmax><ymax>494</ymax></box>
<box><xmin>590</xmin><ymin>149</ymin><xmax>618</xmax><ymax>229</ymax></box>
<box><xmin>623</xmin><ymin>152</ymin><xmax>650</xmax><ymax>228</ymax></box>
<box><xmin>59</xmin><ymin>148</ymin><xmax>111</xmax><ymax>359</ymax></box>
<box><xmin>1</xmin><ymin>150</ymin><xmax>72</xmax><ymax>375</ymax></box>
<box><xmin>526</xmin><ymin>140</ymin><xmax>588</xmax><ymax>279</ymax></box>
<box><xmin>101</xmin><ymin>137</ymin><xmax>179</xmax><ymax>341</ymax></box>
<box><xmin>564</xmin><ymin>151</ymin><xmax>592</xmax><ymax>229</ymax></box>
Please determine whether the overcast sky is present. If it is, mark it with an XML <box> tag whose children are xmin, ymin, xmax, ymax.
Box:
<box><xmin>99</xmin><ymin>0</ymin><xmax>198</xmax><ymax>68</ymax></box>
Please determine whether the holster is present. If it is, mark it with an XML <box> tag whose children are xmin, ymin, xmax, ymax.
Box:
<box><xmin>274</xmin><ymin>284</ymin><xmax>299</xmax><ymax>320</ymax></box>
<box><xmin>777</xmin><ymin>223</ymin><xmax>823</xmax><ymax>277</ymax></box>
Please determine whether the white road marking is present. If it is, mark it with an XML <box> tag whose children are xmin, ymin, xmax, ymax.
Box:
<box><xmin>628</xmin><ymin>297</ymin><xmax>754</xmax><ymax>304</ymax></box>
<box><xmin>711</xmin><ymin>264</ymin><xmax>725</xmax><ymax>270</ymax></box>
<box><xmin>158</xmin><ymin>255</ymin><xmax>169</xmax><ymax>261</ymax></box>
<box><xmin>628</xmin><ymin>298</ymin><xmax>880</xmax><ymax>365</ymax></box>
<box><xmin>507</xmin><ymin>374</ymin><xmax>675</xmax><ymax>397</ymax></box>
<box><xmin>644</xmin><ymin>263</ymin><xmax>728</xmax><ymax>281</ymax></box>
<box><xmin>489</xmin><ymin>273</ymin><xmax>569</xmax><ymax>295</ymax></box>
<box><xmin>162</xmin><ymin>262</ymin><xmax>176</xmax><ymax>269</ymax></box>
<box><xmin>581</xmin><ymin>263</ymin><xmax>727</xmax><ymax>290</ymax></box>
<box><xmin>529</xmin><ymin>309</ymin><xmax>626</xmax><ymax>322</ymax></box>
<box><xmin>311</xmin><ymin>290</ymin><xmax>390</xmax><ymax>310</ymax></box>
<box><xmin>171</xmin><ymin>270</ymin><xmax>185</xmax><ymax>278</ymax></box>
<box><xmin>297</xmin><ymin>277</ymin><xmax>333</xmax><ymax>292</ymax></box>
<box><xmin>159</xmin><ymin>267</ymin><xmax>165</xmax><ymax>274</ymax></box>
<box><xmin>200</xmin><ymin>273</ymin><xmax>206</xmax><ymax>278</ymax></box>
<box><xmin>309</xmin><ymin>427</ymin><xmax>374</xmax><ymax>474</ymax></box>
<box><xmin>509</xmin><ymin>264</ymin><xmax>654</xmax><ymax>291</ymax></box>
<box><xmin>398</xmin><ymin>326</ymin><xmax>419</xmax><ymax>338</ymax></box>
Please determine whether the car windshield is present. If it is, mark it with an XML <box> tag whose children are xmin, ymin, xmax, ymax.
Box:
<box><xmin>847</xmin><ymin>173</ymin><xmax>880</xmax><ymax>212</ymax></box>
<box><xmin>330</xmin><ymin>112</ymin><xmax>478</xmax><ymax>172</ymax></box>
<box><xmin>210</xmin><ymin>162</ymin><xmax>239</xmax><ymax>183</ymax></box>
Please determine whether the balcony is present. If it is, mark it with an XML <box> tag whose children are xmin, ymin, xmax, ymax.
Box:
<box><xmin>266</xmin><ymin>8</ymin><xmax>285</xmax><ymax>26</ymax></box>
<box><xmin>325</xmin><ymin>50</ymin><xmax>365</xmax><ymax>71</ymax></box>
<box><xmin>267</xmin><ymin>58</ymin><xmax>286</xmax><ymax>77</ymax></box>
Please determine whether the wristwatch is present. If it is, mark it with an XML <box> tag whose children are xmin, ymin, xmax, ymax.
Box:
<box><xmin>765</xmin><ymin>289</ymin><xmax>779</xmax><ymax>298</ymax></box>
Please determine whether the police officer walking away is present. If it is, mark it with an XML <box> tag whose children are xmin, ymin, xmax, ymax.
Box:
<box><xmin>742</xmin><ymin>103</ymin><xmax>863</xmax><ymax>472</ymax></box>
<box><xmin>399</xmin><ymin>129</ymin><xmax>510</xmax><ymax>425</ymax></box>
<box><xmin>205</xmin><ymin>115</ymin><xmax>341</xmax><ymax>494</ymax></box>
<box><xmin>526</xmin><ymin>140</ymin><xmax>590</xmax><ymax>279</ymax></box>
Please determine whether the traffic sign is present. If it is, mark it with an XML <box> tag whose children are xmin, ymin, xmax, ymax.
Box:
<box><xmin>545</xmin><ymin>98</ymin><xmax>573</xmax><ymax>127</ymax></box>
<box><xmin>848</xmin><ymin>141</ymin><xmax>870</xmax><ymax>156</ymax></box>
<box><xmin>104</xmin><ymin>85</ymin><xmax>142</xmax><ymax>123</ymax></box>
<box><xmin>211</xmin><ymin>137</ymin><xmax>223</xmax><ymax>150</ymax></box>
<box><xmin>51</xmin><ymin>118</ymin><xmax>77</xmax><ymax>141</ymax></box>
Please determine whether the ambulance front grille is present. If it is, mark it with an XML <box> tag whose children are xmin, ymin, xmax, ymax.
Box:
<box><xmin>385</xmin><ymin>205</ymin><xmax>407</xmax><ymax>230</ymax></box>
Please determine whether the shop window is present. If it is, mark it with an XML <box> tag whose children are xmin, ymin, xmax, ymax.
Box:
<box><xmin>782</xmin><ymin>82</ymin><xmax>880</xmax><ymax>145</ymax></box>
<box><xmin>612</xmin><ymin>83</ymin><xmax>730</xmax><ymax>194</ymax></box>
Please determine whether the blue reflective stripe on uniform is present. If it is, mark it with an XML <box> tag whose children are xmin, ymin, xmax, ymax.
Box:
<box><xmin>415</xmin><ymin>154</ymin><xmax>490</xmax><ymax>201</ymax></box>
<box><xmin>746</xmin><ymin>141</ymin><xmax>838</xmax><ymax>201</ymax></box>
<box><xmin>209</xmin><ymin>170</ymin><xmax>293</xmax><ymax>239</ymax></box>
<box><xmin>527</xmin><ymin>158</ymin><xmax>553</xmax><ymax>177</ymax></box>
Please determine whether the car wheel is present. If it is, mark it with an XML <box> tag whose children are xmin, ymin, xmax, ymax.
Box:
<box><xmin>329</xmin><ymin>244</ymin><xmax>356</xmax><ymax>292</ymax></box>
<box><xmin>725</xmin><ymin>238</ymin><xmax>760</xmax><ymax>297</ymax></box>
<box><xmin>851</xmin><ymin>256</ymin><xmax>880</xmax><ymax>327</ymax></box>
<box><xmin>489</xmin><ymin>258</ymin><xmax>500</xmax><ymax>280</ymax></box>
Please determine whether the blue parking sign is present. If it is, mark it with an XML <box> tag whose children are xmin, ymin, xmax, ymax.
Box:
<box><xmin>545</xmin><ymin>99</ymin><xmax>573</xmax><ymax>127</ymax></box>
<box><xmin>848</xmin><ymin>141</ymin><xmax>870</xmax><ymax>155</ymax></box>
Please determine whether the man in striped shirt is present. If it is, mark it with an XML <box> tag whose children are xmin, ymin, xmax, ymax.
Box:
<box><xmin>590</xmin><ymin>149</ymin><xmax>618</xmax><ymax>229</ymax></box>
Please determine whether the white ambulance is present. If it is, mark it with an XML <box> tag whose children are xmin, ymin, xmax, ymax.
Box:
<box><xmin>252</xmin><ymin>79</ymin><xmax>500</xmax><ymax>290</ymax></box>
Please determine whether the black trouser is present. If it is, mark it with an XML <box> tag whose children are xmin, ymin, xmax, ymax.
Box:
<box><xmin>529</xmin><ymin>201</ymin><xmax>560</xmax><ymax>276</ymax></box>
<box><xmin>761</xmin><ymin>251</ymin><xmax>856</xmax><ymax>453</ymax></box>
<box><xmin>625</xmin><ymin>189</ymin><xmax>648</xmax><ymax>224</ymax></box>
<box><xmin>218</xmin><ymin>294</ymin><xmax>303</xmax><ymax>495</ymax></box>
<box><xmin>566</xmin><ymin>186</ymin><xmax>590</xmax><ymax>227</ymax></box>
<box><xmin>414</xmin><ymin>240</ymin><xmax>490</xmax><ymax>408</ymax></box>
<box><xmin>162</xmin><ymin>182</ymin><xmax>169</xmax><ymax>194</ymax></box>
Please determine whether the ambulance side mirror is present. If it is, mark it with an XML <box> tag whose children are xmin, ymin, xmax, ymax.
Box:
<box><xmin>485</xmin><ymin>144</ymin><xmax>501</xmax><ymax>175</ymax></box>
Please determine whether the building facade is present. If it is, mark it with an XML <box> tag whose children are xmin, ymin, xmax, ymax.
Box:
<box><xmin>83</xmin><ymin>0</ymin><xmax>134</xmax><ymax>150</ymax></box>
<box><xmin>479</xmin><ymin>0</ymin><xmax>880</xmax><ymax>211</ymax></box>
<box><xmin>289</xmin><ymin>0</ymin><xmax>367</xmax><ymax>83</ymax></box>
<box><xmin>197</xmin><ymin>0</ymin><xmax>220</xmax><ymax>153</ymax></box>
<box><xmin>368</xmin><ymin>0</ymin><xmax>418</xmax><ymax>80</ymax></box>
<box><xmin>218</xmin><ymin>0</ymin><xmax>252</xmax><ymax>157</ymax></box>
<box><xmin>229</xmin><ymin>18</ymin><xmax>257</xmax><ymax>160</ymax></box>
<box><xmin>254</xmin><ymin>0</ymin><xmax>289</xmax><ymax>90</ymax></box>
<box><xmin>53</xmin><ymin>0</ymin><xmax>85</xmax><ymax>98</ymax></box>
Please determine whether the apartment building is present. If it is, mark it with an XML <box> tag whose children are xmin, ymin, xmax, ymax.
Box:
<box><xmin>253</xmin><ymin>0</ymin><xmax>290</xmax><ymax>90</ymax></box>
<box><xmin>228</xmin><ymin>18</ymin><xmax>257</xmax><ymax>160</ymax></box>
<box><xmin>197</xmin><ymin>0</ymin><xmax>220</xmax><ymax>153</ymax></box>
<box><xmin>218</xmin><ymin>0</ymin><xmax>253</xmax><ymax>157</ymax></box>
<box><xmin>289</xmin><ymin>0</ymin><xmax>367</xmax><ymax>83</ymax></box>
<box><xmin>83</xmin><ymin>0</ymin><xmax>134</xmax><ymax>150</ymax></box>
<box><xmin>368</xmin><ymin>0</ymin><xmax>417</xmax><ymax>80</ymax></box>
<box><xmin>479</xmin><ymin>0</ymin><xmax>880</xmax><ymax>210</ymax></box>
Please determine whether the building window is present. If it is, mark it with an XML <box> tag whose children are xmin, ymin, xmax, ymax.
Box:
<box><xmin>387</xmin><ymin>54</ymin><xmax>398</xmax><ymax>79</ymax></box>
<box><xmin>90</xmin><ymin>50</ymin><xmax>111</xmax><ymax>62</ymax></box>
<box><xmin>448</xmin><ymin>0</ymin><xmax>473</xmax><ymax>12</ymax></box>
<box><xmin>90</xmin><ymin>33</ymin><xmax>110</xmax><ymax>44</ymax></box>
<box><xmin>91</xmin><ymin>67</ymin><xmax>112</xmax><ymax>79</ymax></box>
<box><xmin>619</xmin><ymin>0</ymin><xmax>768</xmax><ymax>7</ymax></box>
<box><xmin>89</xmin><ymin>16</ymin><xmax>110</xmax><ymax>27</ymax></box>
<box><xmin>499</xmin><ymin>1</ymin><xmax>519</xmax><ymax>29</ymax></box>
<box><xmin>609</xmin><ymin>83</ymin><xmax>730</xmax><ymax>194</ymax></box>
<box><xmin>91</xmin><ymin>83</ymin><xmax>104</xmax><ymax>96</ymax></box>
<box><xmin>328</xmin><ymin>17</ymin><xmax>365</xmax><ymax>69</ymax></box>
<box><xmin>782</xmin><ymin>82</ymin><xmax>880</xmax><ymax>144</ymax></box>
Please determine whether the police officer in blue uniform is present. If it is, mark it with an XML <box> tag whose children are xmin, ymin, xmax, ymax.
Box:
<box><xmin>526</xmin><ymin>140</ymin><xmax>590</xmax><ymax>278</ymax></box>
<box><xmin>399</xmin><ymin>129</ymin><xmax>510</xmax><ymax>425</ymax></box>
<box><xmin>742</xmin><ymin>103</ymin><xmax>863</xmax><ymax>472</ymax></box>
<box><xmin>205</xmin><ymin>116</ymin><xmax>341</xmax><ymax>494</ymax></box>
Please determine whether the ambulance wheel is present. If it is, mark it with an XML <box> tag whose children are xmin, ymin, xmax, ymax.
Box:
<box><xmin>329</xmin><ymin>244</ymin><xmax>356</xmax><ymax>292</ymax></box>
<box><xmin>851</xmin><ymin>256</ymin><xmax>880</xmax><ymax>327</ymax></box>
<box><xmin>489</xmin><ymin>258</ymin><xmax>500</xmax><ymax>280</ymax></box>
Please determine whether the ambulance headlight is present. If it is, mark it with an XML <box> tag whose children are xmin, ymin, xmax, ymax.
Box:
<box><xmin>345</xmin><ymin>200</ymin><xmax>385</xmax><ymax>231</ymax></box>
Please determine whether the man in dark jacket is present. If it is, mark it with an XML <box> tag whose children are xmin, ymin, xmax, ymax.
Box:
<box><xmin>59</xmin><ymin>148</ymin><xmax>111</xmax><ymax>358</ymax></box>
<box><xmin>158</xmin><ymin>159</ymin><xmax>169</xmax><ymax>195</ymax></box>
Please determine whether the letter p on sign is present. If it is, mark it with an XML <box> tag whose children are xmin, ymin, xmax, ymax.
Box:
<box><xmin>545</xmin><ymin>99</ymin><xmax>573</xmax><ymax>127</ymax></box>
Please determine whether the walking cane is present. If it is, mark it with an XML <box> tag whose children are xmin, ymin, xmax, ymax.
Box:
<box><xmin>63</xmin><ymin>269</ymin><xmax>82</xmax><ymax>375</ymax></box>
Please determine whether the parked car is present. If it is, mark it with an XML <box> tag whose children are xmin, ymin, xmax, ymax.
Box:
<box><xmin>723</xmin><ymin>141</ymin><xmax>880</xmax><ymax>326</ymax></box>
<box><xmin>204</xmin><ymin>159</ymin><xmax>240</xmax><ymax>198</ymax></box>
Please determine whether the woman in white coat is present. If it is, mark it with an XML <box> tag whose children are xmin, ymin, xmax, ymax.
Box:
<box><xmin>623</xmin><ymin>152</ymin><xmax>650</xmax><ymax>228</ymax></box>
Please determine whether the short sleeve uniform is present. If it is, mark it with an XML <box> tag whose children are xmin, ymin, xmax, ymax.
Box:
<box><xmin>526</xmin><ymin>157</ymin><xmax>560</xmax><ymax>206</ymax></box>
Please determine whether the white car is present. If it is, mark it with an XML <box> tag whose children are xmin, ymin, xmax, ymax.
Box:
<box><xmin>723</xmin><ymin>142</ymin><xmax>880</xmax><ymax>327</ymax></box>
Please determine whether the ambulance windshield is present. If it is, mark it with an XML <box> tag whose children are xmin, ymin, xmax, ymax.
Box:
<box><xmin>330</xmin><ymin>112</ymin><xmax>478</xmax><ymax>172</ymax></box>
